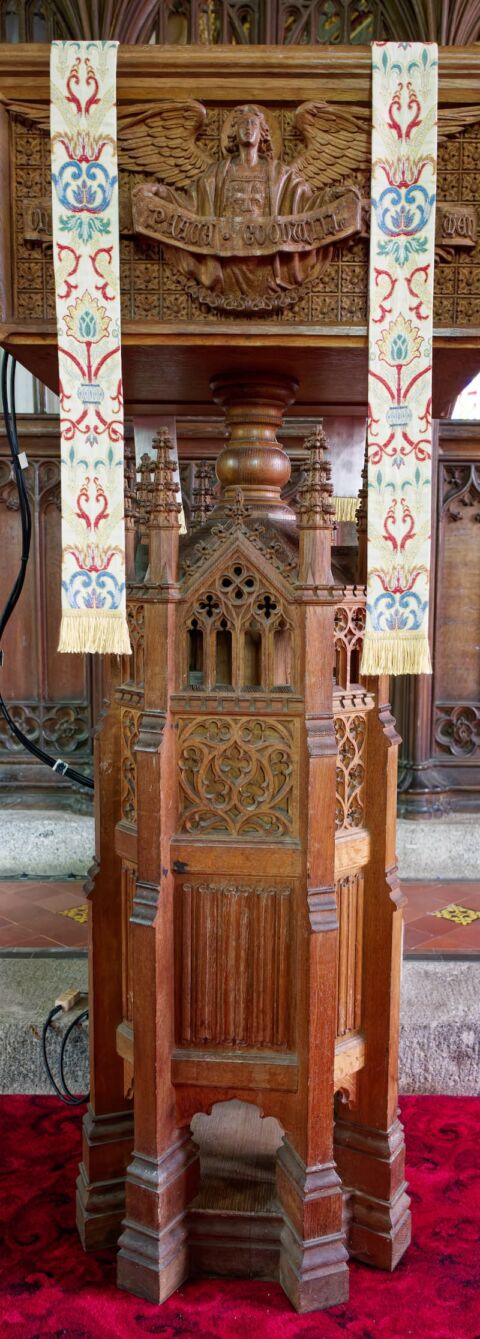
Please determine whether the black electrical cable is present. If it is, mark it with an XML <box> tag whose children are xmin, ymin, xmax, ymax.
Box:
<box><xmin>42</xmin><ymin>1005</ymin><xmax>89</xmax><ymax>1106</ymax></box>
<box><xmin>60</xmin><ymin>1008</ymin><xmax>89</xmax><ymax>1101</ymax></box>
<box><xmin>0</xmin><ymin>353</ymin><xmax>93</xmax><ymax>789</ymax></box>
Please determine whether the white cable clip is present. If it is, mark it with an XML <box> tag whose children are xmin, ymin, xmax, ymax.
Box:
<box><xmin>18</xmin><ymin>452</ymin><xmax>29</xmax><ymax>470</ymax></box>
<box><xmin>53</xmin><ymin>758</ymin><xmax>69</xmax><ymax>776</ymax></box>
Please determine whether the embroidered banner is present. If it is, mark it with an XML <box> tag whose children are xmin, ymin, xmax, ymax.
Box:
<box><xmin>361</xmin><ymin>42</ymin><xmax>437</xmax><ymax>677</ymax></box>
<box><xmin>51</xmin><ymin>41</ymin><xmax>131</xmax><ymax>655</ymax></box>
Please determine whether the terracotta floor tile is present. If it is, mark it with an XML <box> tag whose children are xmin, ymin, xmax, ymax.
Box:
<box><xmin>408</xmin><ymin>913</ymin><xmax>462</xmax><ymax>939</ymax></box>
<box><xmin>403</xmin><ymin>925</ymin><xmax>434</xmax><ymax>950</ymax></box>
<box><xmin>456</xmin><ymin>889</ymin><xmax>480</xmax><ymax>911</ymax></box>
<box><xmin>0</xmin><ymin>925</ymin><xmax>43</xmax><ymax>947</ymax></box>
<box><xmin>402</xmin><ymin>892</ymin><xmax>455</xmax><ymax>922</ymax></box>
<box><xmin>419</xmin><ymin>927</ymin><xmax>480</xmax><ymax>952</ymax></box>
<box><xmin>0</xmin><ymin>879</ymin><xmax>84</xmax><ymax>902</ymax></box>
<box><xmin>32</xmin><ymin>891</ymin><xmax>88</xmax><ymax>913</ymax></box>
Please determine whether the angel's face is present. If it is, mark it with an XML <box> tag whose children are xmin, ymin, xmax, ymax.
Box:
<box><xmin>235</xmin><ymin>110</ymin><xmax>263</xmax><ymax>150</ymax></box>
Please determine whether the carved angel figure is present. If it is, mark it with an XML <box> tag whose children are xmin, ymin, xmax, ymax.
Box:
<box><xmin>123</xmin><ymin>101</ymin><xmax>366</xmax><ymax>310</ymax></box>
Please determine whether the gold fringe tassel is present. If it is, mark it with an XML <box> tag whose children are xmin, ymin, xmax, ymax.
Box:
<box><xmin>360</xmin><ymin>631</ymin><xmax>432</xmax><ymax>677</ymax></box>
<box><xmin>58</xmin><ymin>611</ymin><xmax>132</xmax><ymax>656</ymax></box>
<box><xmin>334</xmin><ymin>495</ymin><xmax>359</xmax><ymax>523</ymax></box>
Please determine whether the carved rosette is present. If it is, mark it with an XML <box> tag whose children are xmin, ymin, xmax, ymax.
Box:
<box><xmin>435</xmin><ymin>702</ymin><xmax>480</xmax><ymax>756</ymax></box>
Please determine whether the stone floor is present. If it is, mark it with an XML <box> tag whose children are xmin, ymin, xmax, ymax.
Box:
<box><xmin>1</xmin><ymin>955</ymin><xmax>478</xmax><ymax>1095</ymax></box>
<box><xmin>0</xmin><ymin>810</ymin><xmax>478</xmax><ymax>954</ymax></box>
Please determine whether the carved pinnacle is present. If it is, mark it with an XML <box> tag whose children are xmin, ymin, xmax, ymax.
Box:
<box><xmin>191</xmin><ymin>460</ymin><xmax>217</xmax><ymax>528</ymax></box>
<box><xmin>148</xmin><ymin>429</ymin><xmax>181</xmax><ymax>526</ymax></box>
<box><xmin>357</xmin><ymin>441</ymin><xmax>368</xmax><ymax>538</ymax></box>
<box><xmin>297</xmin><ymin>423</ymin><xmax>335</xmax><ymax>529</ymax></box>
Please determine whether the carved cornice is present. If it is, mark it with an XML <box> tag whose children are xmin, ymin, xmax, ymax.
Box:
<box><xmin>2</xmin><ymin>45</ymin><xmax>480</xmax><ymax>106</ymax></box>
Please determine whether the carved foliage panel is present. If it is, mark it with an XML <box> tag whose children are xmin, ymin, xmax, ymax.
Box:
<box><xmin>176</xmin><ymin>715</ymin><xmax>297</xmax><ymax>837</ymax></box>
<box><xmin>12</xmin><ymin>109</ymin><xmax>480</xmax><ymax>328</ymax></box>
<box><xmin>175</xmin><ymin>877</ymin><xmax>294</xmax><ymax>1049</ymax></box>
<box><xmin>121</xmin><ymin>861</ymin><xmax>136</xmax><ymax>1025</ymax></box>
<box><xmin>125</xmin><ymin>601</ymin><xmax>145</xmax><ymax>688</ymax></box>
<box><xmin>121</xmin><ymin>707</ymin><xmax>140</xmax><ymax>824</ymax></box>
<box><xmin>336</xmin><ymin>871</ymin><xmax>364</xmax><ymax>1039</ymax></box>
<box><xmin>335</xmin><ymin>711</ymin><xmax>366</xmax><ymax>830</ymax></box>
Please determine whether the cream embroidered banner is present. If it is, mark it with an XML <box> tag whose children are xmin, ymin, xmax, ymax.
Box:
<box><xmin>51</xmin><ymin>41</ymin><xmax>131</xmax><ymax>655</ymax></box>
<box><xmin>361</xmin><ymin>42</ymin><xmax>437</xmax><ymax>677</ymax></box>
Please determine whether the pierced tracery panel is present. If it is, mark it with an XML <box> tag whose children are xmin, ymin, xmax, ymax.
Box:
<box><xmin>184</xmin><ymin>562</ymin><xmax>294</xmax><ymax>691</ymax></box>
<box><xmin>334</xmin><ymin>591</ymin><xmax>366</xmax><ymax>689</ymax></box>
<box><xmin>334</xmin><ymin>711</ymin><xmax>366</xmax><ymax>831</ymax></box>
<box><xmin>121</xmin><ymin>707</ymin><xmax>140</xmax><ymax>824</ymax></box>
<box><xmin>125</xmin><ymin>602</ymin><xmax>145</xmax><ymax>688</ymax></box>
<box><xmin>177</xmin><ymin>715</ymin><xmax>296</xmax><ymax>837</ymax></box>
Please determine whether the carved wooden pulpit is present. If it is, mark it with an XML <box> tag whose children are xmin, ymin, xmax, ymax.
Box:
<box><xmin>1</xmin><ymin>40</ymin><xmax>480</xmax><ymax>1317</ymax></box>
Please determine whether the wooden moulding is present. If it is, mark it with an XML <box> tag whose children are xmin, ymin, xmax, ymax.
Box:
<box><xmin>1</xmin><ymin>43</ymin><xmax>480</xmax><ymax>103</ymax></box>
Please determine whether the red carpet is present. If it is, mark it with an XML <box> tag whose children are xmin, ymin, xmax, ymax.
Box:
<box><xmin>0</xmin><ymin>1095</ymin><xmax>478</xmax><ymax>1338</ymax></box>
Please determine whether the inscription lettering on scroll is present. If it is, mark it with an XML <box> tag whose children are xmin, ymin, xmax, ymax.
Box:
<box><xmin>436</xmin><ymin>202</ymin><xmax>477</xmax><ymax>249</ymax></box>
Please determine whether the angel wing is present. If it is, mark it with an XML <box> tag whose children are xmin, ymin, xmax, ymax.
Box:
<box><xmin>117</xmin><ymin>100</ymin><xmax>213</xmax><ymax>186</ymax></box>
<box><xmin>293</xmin><ymin>100</ymin><xmax>480</xmax><ymax>191</ymax></box>
<box><xmin>293</xmin><ymin>102</ymin><xmax>371</xmax><ymax>190</ymax></box>
<box><xmin>438</xmin><ymin>105</ymin><xmax>480</xmax><ymax>140</ymax></box>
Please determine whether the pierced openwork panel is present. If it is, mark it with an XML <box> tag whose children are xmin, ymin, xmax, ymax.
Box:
<box><xmin>334</xmin><ymin>711</ymin><xmax>366</xmax><ymax>831</ymax></box>
<box><xmin>125</xmin><ymin>602</ymin><xmax>145</xmax><ymax>688</ymax></box>
<box><xmin>336</xmin><ymin>871</ymin><xmax>364</xmax><ymax>1038</ymax></box>
<box><xmin>183</xmin><ymin>561</ymin><xmax>294</xmax><ymax>692</ymax></box>
<box><xmin>176</xmin><ymin>715</ymin><xmax>297</xmax><ymax>837</ymax></box>
<box><xmin>334</xmin><ymin>589</ymin><xmax>366</xmax><ymax>689</ymax></box>
<box><xmin>121</xmin><ymin>707</ymin><xmax>140</xmax><ymax>825</ymax></box>
<box><xmin>175</xmin><ymin>877</ymin><xmax>294</xmax><ymax>1049</ymax></box>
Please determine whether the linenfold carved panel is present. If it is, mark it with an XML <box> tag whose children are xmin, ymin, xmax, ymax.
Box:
<box><xmin>336</xmin><ymin>872</ymin><xmax>364</xmax><ymax>1038</ymax></box>
<box><xmin>177</xmin><ymin>716</ymin><xmax>296</xmax><ymax>836</ymax></box>
<box><xmin>121</xmin><ymin>861</ymin><xmax>136</xmax><ymax>1025</ymax></box>
<box><xmin>175</xmin><ymin>877</ymin><xmax>293</xmax><ymax>1048</ymax></box>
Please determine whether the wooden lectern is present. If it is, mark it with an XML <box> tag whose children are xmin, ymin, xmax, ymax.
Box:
<box><xmin>79</xmin><ymin>372</ymin><xmax>410</xmax><ymax>1313</ymax></box>
<box><xmin>1</xmin><ymin>39</ymin><xmax>479</xmax><ymax>1318</ymax></box>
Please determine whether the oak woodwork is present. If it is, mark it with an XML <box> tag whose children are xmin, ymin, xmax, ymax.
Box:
<box><xmin>394</xmin><ymin>420</ymin><xmax>480</xmax><ymax>814</ymax></box>
<box><xmin>1</xmin><ymin>46</ymin><xmax>480</xmax><ymax>413</ymax></box>
<box><xmin>76</xmin><ymin>371</ymin><xmax>409</xmax><ymax>1315</ymax></box>
<box><xmin>0</xmin><ymin>415</ymin><xmax>96</xmax><ymax>805</ymax></box>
